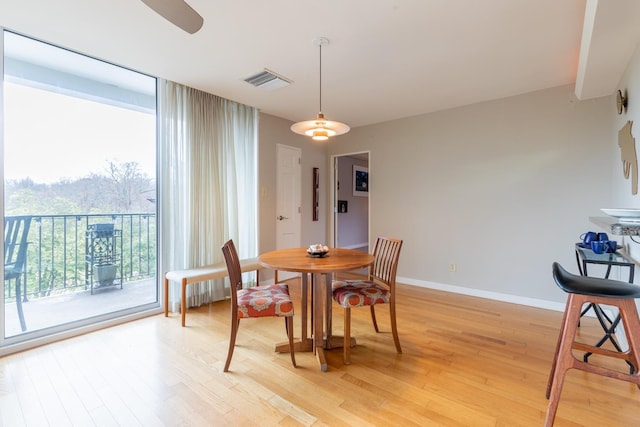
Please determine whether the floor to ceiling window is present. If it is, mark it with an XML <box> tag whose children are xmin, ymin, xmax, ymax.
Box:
<box><xmin>2</xmin><ymin>30</ymin><xmax>158</xmax><ymax>344</ymax></box>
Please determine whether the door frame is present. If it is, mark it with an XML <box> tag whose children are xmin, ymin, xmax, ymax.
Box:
<box><xmin>330</xmin><ymin>152</ymin><xmax>370</xmax><ymax>250</ymax></box>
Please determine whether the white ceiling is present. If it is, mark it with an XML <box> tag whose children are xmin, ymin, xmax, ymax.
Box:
<box><xmin>2</xmin><ymin>0</ymin><xmax>640</xmax><ymax>129</ymax></box>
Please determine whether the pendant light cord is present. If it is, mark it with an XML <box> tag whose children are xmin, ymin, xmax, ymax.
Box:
<box><xmin>318</xmin><ymin>42</ymin><xmax>323</xmax><ymax>115</ymax></box>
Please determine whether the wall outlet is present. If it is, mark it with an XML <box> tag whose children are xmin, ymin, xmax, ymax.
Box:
<box><xmin>449</xmin><ymin>263</ymin><xmax>457</xmax><ymax>272</ymax></box>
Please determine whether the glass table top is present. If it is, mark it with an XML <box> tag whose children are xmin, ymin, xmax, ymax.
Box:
<box><xmin>575</xmin><ymin>243</ymin><xmax>634</xmax><ymax>265</ymax></box>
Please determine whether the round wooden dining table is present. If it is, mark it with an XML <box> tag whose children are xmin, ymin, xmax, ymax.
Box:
<box><xmin>258</xmin><ymin>247</ymin><xmax>374</xmax><ymax>371</ymax></box>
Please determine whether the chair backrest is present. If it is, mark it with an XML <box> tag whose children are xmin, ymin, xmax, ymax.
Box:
<box><xmin>370</xmin><ymin>237</ymin><xmax>403</xmax><ymax>289</ymax></box>
<box><xmin>4</xmin><ymin>216</ymin><xmax>32</xmax><ymax>279</ymax></box>
<box><xmin>221</xmin><ymin>239</ymin><xmax>243</xmax><ymax>301</ymax></box>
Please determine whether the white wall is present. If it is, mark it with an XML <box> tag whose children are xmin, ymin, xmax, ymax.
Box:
<box><xmin>328</xmin><ymin>84</ymin><xmax>613</xmax><ymax>306</ymax></box>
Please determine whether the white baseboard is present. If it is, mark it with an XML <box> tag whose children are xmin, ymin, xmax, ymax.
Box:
<box><xmin>397</xmin><ymin>276</ymin><xmax>567</xmax><ymax>313</ymax></box>
<box><xmin>339</xmin><ymin>243</ymin><xmax>368</xmax><ymax>250</ymax></box>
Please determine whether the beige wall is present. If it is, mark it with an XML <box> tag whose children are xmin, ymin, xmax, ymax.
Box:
<box><xmin>258</xmin><ymin>83</ymin><xmax>639</xmax><ymax>307</ymax></box>
<box><xmin>323</xmin><ymin>84</ymin><xmax>613</xmax><ymax>306</ymax></box>
<box><xmin>329</xmin><ymin>86</ymin><xmax>615</xmax><ymax>305</ymax></box>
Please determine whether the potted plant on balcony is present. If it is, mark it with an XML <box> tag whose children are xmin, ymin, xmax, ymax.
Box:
<box><xmin>94</xmin><ymin>262</ymin><xmax>117</xmax><ymax>287</ymax></box>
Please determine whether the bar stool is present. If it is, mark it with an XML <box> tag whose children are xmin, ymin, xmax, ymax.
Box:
<box><xmin>545</xmin><ymin>262</ymin><xmax>640</xmax><ymax>426</ymax></box>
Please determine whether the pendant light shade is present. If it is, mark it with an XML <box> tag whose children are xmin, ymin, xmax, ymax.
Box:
<box><xmin>291</xmin><ymin>37</ymin><xmax>350</xmax><ymax>141</ymax></box>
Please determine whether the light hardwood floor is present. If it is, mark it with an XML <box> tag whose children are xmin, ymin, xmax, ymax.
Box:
<box><xmin>1</xmin><ymin>277</ymin><xmax>638</xmax><ymax>426</ymax></box>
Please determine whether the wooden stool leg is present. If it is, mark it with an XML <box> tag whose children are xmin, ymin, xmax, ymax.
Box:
<box><xmin>545</xmin><ymin>294</ymin><xmax>583</xmax><ymax>427</ymax></box>
<box><xmin>546</xmin><ymin>297</ymin><xmax>573</xmax><ymax>399</ymax></box>
<box><xmin>618</xmin><ymin>299</ymin><xmax>640</xmax><ymax>377</ymax></box>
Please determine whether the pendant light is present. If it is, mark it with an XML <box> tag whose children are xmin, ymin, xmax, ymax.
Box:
<box><xmin>291</xmin><ymin>37</ymin><xmax>350</xmax><ymax>141</ymax></box>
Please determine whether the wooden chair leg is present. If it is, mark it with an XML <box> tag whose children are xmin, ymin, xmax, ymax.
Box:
<box><xmin>370</xmin><ymin>305</ymin><xmax>379</xmax><ymax>332</ymax></box>
<box><xmin>390</xmin><ymin>300</ymin><xmax>402</xmax><ymax>354</ymax></box>
<box><xmin>325</xmin><ymin>273</ymin><xmax>333</xmax><ymax>341</ymax></box>
<box><xmin>545</xmin><ymin>294</ymin><xmax>583</xmax><ymax>426</ymax></box>
<box><xmin>224</xmin><ymin>317</ymin><xmax>240</xmax><ymax>372</ymax></box>
<box><xmin>286</xmin><ymin>316</ymin><xmax>297</xmax><ymax>368</ymax></box>
<box><xmin>344</xmin><ymin>307</ymin><xmax>352</xmax><ymax>365</ymax></box>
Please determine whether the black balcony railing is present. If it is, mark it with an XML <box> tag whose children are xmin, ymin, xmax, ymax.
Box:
<box><xmin>4</xmin><ymin>213</ymin><xmax>156</xmax><ymax>302</ymax></box>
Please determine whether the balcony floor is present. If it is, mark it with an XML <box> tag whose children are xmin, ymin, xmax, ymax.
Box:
<box><xmin>4</xmin><ymin>278</ymin><xmax>158</xmax><ymax>338</ymax></box>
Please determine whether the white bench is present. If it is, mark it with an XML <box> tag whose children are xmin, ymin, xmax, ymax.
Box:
<box><xmin>164</xmin><ymin>257</ymin><xmax>263</xmax><ymax>326</ymax></box>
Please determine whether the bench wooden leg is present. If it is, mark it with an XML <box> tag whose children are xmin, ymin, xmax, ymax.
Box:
<box><xmin>164</xmin><ymin>277</ymin><xmax>169</xmax><ymax>317</ymax></box>
<box><xmin>181</xmin><ymin>279</ymin><xmax>187</xmax><ymax>327</ymax></box>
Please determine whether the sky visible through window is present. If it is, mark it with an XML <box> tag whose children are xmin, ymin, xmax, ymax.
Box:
<box><xmin>4</xmin><ymin>82</ymin><xmax>155</xmax><ymax>184</ymax></box>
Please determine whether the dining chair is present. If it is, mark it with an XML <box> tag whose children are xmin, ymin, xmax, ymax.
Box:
<box><xmin>221</xmin><ymin>239</ymin><xmax>296</xmax><ymax>372</ymax></box>
<box><xmin>331</xmin><ymin>237</ymin><xmax>403</xmax><ymax>364</ymax></box>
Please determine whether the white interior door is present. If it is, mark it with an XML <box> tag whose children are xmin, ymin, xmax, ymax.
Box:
<box><xmin>276</xmin><ymin>144</ymin><xmax>301</xmax><ymax>280</ymax></box>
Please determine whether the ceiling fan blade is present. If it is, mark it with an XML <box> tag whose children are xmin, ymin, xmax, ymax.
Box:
<box><xmin>141</xmin><ymin>0</ymin><xmax>204</xmax><ymax>34</ymax></box>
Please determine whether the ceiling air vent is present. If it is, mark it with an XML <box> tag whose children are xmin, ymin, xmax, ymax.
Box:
<box><xmin>244</xmin><ymin>69</ymin><xmax>291</xmax><ymax>90</ymax></box>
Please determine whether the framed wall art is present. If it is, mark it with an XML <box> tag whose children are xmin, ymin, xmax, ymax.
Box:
<box><xmin>313</xmin><ymin>167</ymin><xmax>319</xmax><ymax>221</ymax></box>
<box><xmin>353</xmin><ymin>165</ymin><xmax>368</xmax><ymax>197</ymax></box>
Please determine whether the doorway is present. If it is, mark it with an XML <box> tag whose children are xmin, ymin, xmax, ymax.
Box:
<box><xmin>276</xmin><ymin>144</ymin><xmax>302</xmax><ymax>281</ymax></box>
<box><xmin>333</xmin><ymin>153</ymin><xmax>369</xmax><ymax>252</ymax></box>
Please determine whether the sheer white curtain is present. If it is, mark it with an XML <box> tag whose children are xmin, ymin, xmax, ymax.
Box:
<box><xmin>159</xmin><ymin>80</ymin><xmax>258</xmax><ymax>312</ymax></box>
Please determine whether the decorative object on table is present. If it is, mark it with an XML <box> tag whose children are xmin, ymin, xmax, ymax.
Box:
<box><xmin>590</xmin><ymin>240</ymin><xmax>608</xmax><ymax>254</ymax></box>
<box><xmin>353</xmin><ymin>165</ymin><xmax>368</xmax><ymax>197</ymax></box>
<box><xmin>580</xmin><ymin>231</ymin><xmax>598</xmax><ymax>245</ymax></box>
<box><xmin>605</xmin><ymin>240</ymin><xmax>619</xmax><ymax>253</ymax></box>
<box><xmin>545</xmin><ymin>262</ymin><xmax>640</xmax><ymax>426</ymax></box>
<box><xmin>618</xmin><ymin>120</ymin><xmax>637</xmax><ymax>195</ymax></box>
<box><xmin>338</xmin><ymin>200</ymin><xmax>348</xmax><ymax>213</ymax></box>
<box><xmin>331</xmin><ymin>237</ymin><xmax>403</xmax><ymax>364</ymax></box>
<box><xmin>578</xmin><ymin>231</ymin><xmax>619</xmax><ymax>253</ymax></box>
<box><xmin>290</xmin><ymin>37</ymin><xmax>350</xmax><ymax>141</ymax></box>
<box><xmin>221</xmin><ymin>239</ymin><xmax>296</xmax><ymax>372</ymax></box>
<box><xmin>307</xmin><ymin>244</ymin><xmax>329</xmax><ymax>257</ymax></box>
<box><xmin>617</xmin><ymin>89</ymin><xmax>628</xmax><ymax>114</ymax></box>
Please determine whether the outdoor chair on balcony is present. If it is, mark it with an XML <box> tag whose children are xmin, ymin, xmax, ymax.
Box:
<box><xmin>4</xmin><ymin>216</ymin><xmax>31</xmax><ymax>332</ymax></box>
